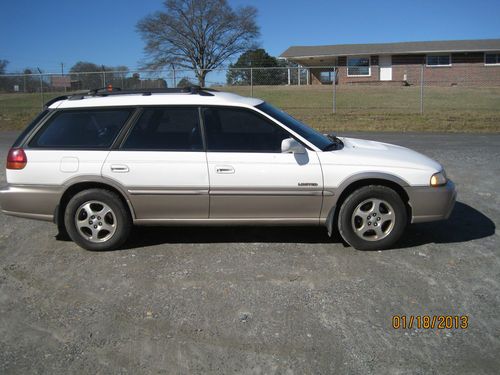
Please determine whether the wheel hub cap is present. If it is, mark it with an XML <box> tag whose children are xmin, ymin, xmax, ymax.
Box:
<box><xmin>75</xmin><ymin>201</ymin><xmax>116</xmax><ymax>243</ymax></box>
<box><xmin>351</xmin><ymin>198</ymin><xmax>395</xmax><ymax>242</ymax></box>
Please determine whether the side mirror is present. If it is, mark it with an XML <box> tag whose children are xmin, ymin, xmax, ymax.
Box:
<box><xmin>281</xmin><ymin>138</ymin><xmax>306</xmax><ymax>154</ymax></box>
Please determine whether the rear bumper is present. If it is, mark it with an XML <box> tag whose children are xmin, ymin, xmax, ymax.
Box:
<box><xmin>0</xmin><ymin>184</ymin><xmax>63</xmax><ymax>222</ymax></box>
<box><xmin>405</xmin><ymin>180</ymin><xmax>457</xmax><ymax>223</ymax></box>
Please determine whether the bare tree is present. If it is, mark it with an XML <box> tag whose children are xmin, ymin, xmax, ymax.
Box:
<box><xmin>137</xmin><ymin>0</ymin><xmax>259</xmax><ymax>87</ymax></box>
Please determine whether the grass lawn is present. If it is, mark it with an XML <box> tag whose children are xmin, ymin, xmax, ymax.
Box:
<box><xmin>222</xmin><ymin>85</ymin><xmax>500</xmax><ymax>133</ymax></box>
<box><xmin>1</xmin><ymin>85</ymin><xmax>499</xmax><ymax>132</ymax></box>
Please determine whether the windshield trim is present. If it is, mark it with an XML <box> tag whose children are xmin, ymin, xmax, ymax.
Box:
<box><xmin>255</xmin><ymin>102</ymin><xmax>333</xmax><ymax>152</ymax></box>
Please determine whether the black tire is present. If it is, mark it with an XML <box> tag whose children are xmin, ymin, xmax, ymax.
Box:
<box><xmin>64</xmin><ymin>189</ymin><xmax>131</xmax><ymax>251</ymax></box>
<box><xmin>338</xmin><ymin>185</ymin><xmax>407</xmax><ymax>250</ymax></box>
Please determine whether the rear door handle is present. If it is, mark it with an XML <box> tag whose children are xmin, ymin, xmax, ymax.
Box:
<box><xmin>215</xmin><ymin>165</ymin><xmax>235</xmax><ymax>174</ymax></box>
<box><xmin>110</xmin><ymin>164</ymin><xmax>129</xmax><ymax>173</ymax></box>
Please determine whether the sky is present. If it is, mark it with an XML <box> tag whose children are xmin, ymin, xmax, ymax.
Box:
<box><xmin>0</xmin><ymin>0</ymin><xmax>499</xmax><ymax>74</ymax></box>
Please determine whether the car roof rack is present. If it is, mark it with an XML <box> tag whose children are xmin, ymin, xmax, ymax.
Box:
<box><xmin>44</xmin><ymin>86</ymin><xmax>217</xmax><ymax>107</ymax></box>
<box><xmin>87</xmin><ymin>86</ymin><xmax>216</xmax><ymax>97</ymax></box>
<box><xmin>44</xmin><ymin>95</ymin><xmax>71</xmax><ymax>108</ymax></box>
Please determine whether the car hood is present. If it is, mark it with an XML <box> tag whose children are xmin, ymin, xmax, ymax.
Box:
<box><xmin>328</xmin><ymin>137</ymin><xmax>443</xmax><ymax>172</ymax></box>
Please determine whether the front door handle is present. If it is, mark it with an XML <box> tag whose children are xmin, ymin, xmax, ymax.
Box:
<box><xmin>110</xmin><ymin>164</ymin><xmax>129</xmax><ymax>173</ymax></box>
<box><xmin>215</xmin><ymin>165</ymin><xmax>235</xmax><ymax>174</ymax></box>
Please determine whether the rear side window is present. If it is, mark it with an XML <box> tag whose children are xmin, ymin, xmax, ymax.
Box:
<box><xmin>203</xmin><ymin>107</ymin><xmax>291</xmax><ymax>152</ymax></box>
<box><xmin>29</xmin><ymin>108</ymin><xmax>133</xmax><ymax>149</ymax></box>
<box><xmin>122</xmin><ymin>107</ymin><xmax>202</xmax><ymax>151</ymax></box>
<box><xmin>12</xmin><ymin>110</ymin><xmax>49</xmax><ymax>147</ymax></box>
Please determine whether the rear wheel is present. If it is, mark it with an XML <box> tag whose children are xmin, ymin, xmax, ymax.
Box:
<box><xmin>64</xmin><ymin>189</ymin><xmax>131</xmax><ymax>251</ymax></box>
<box><xmin>338</xmin><ymin>185</ymin><xmax>407</xmax><ymax>250</ymax></box>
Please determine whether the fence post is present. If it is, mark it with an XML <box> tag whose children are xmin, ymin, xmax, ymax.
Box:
<box><xmin>287</xmin><ymin>68</ymin><xmax>291</xmax><ymax>85</ymax></box>
<box><xmin>250</xmin><ymin>68</ymin><xmax>253</xmax><ymax>97</ymax></box>
<box><xmin>101</xmin><ymin>65</ymin><xmax>106</xmax><ymax>87</ymax></box>
<box><xmin>37</xmin><ymin>68</ymin><xmax>44</xmax><ymax>109</ymax></box>
<box><xmin>332</xmin><ymin>69</ymin><xmax>337</xmax><ymax>114</ymax></box>
<box><xmin>420</xmin><ymin>64</ymin><xmax>424</xmax><ymax>114</ymax></box>
<box><xmin>298</xmin><ymin>67</ymin><xmax>301</xmax><ymax>86</ymax></box>
<box><xmin>61</xmin><ymin>63</ymin><xmax>66</xmax><ymax>93</ymax></box>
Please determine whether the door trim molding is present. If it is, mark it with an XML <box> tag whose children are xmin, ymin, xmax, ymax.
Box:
<box><xmin>128</xmin><ymin>188</ymin><xmax>209</xmax><ymax>195</ymax></box>
<box><xmin>210</xmin><ymin>189</ymin><xmax>322</xmax><ymax>196</ymax></box>
<box><xmin>134</xmin><ymin>217</ymin><xmax>320</xmax><ymax>225</ymax></box>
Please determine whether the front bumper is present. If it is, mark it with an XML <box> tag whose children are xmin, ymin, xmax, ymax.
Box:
<box><xmin>0</xmin><ymin>184</ymin><xmax>63</xmax><ymax>222</ymax></box>
<box><xmin>405</xmin><ymin>180</ymin><xmax>457</xmax><ymax>223</ymax></box>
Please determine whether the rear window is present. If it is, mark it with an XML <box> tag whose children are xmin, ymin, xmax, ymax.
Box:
<box><xmin>29</xmin><ymin>108</ymin><xmax>133</xmax><ymax>149</ymax></box>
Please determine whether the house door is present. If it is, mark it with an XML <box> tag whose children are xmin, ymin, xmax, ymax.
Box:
<box><xmin>379</xmin><ymin>55</ymin><xmax>392</xmax><ymax>81</ymax></box>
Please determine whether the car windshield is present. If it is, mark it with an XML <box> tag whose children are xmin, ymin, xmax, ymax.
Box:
<box><xmin>256</xmin><ymin>102</ymin><xmax>333</xmax><ymax>150</ymax></box>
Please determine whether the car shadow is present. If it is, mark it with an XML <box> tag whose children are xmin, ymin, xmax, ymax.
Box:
<box><xmin>395</xmin><ymin>201</ymin><xmax>496</xmax><ymax>249</ymax></box>
<box><xmin>113</xmin><ymin>201</ymin><xmax>495</xmax><ymax>250</ymax></box>
<box><xmin>123</xmin><ymin>225</ymin><xmax>333</xmax><ymax>249</ymax></box>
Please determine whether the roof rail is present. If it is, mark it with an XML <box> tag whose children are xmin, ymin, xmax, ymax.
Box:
<box><xmin>87</xmin><ymin>86</ymin><xmax>216</xmax><ymax>97</ymax></box>
<box><xmin>43</xmin><ymin>86</ymin><xmax>218</xmax><ymax>107</ymax></box>
<box><xmin>44</xmin><ymin>95</ymin><xmax>70</xmax><ymax>108</ymax></box>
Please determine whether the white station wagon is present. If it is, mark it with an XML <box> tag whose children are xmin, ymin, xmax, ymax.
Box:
<box><xmin>0</xmin><ymin>87</ymin><xmax>456</xmax><ymax>251</ymax></box>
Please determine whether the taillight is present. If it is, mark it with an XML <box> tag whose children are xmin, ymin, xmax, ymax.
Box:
<box><xmin>6</xmin><ymin>148</ymin><xmax>27</xmax><ymax>170</ymax></box>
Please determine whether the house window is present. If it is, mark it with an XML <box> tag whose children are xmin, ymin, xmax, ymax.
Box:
<box><xmin>485</xmin><ymin>53</ymin><xmax>500</xmax><ymax>65</ymax></box>
<box><xmin>426</xmin><ymin>54</ymin><xmax>451</xmax><ymax>67</ymax></box>
<box><xmin>320</xmin><ymin>71</ymin><xmax>333</xmax><ymax>84</ymax></box>
<box><xmin>347</xmin><ymin>56</ymin><xmax>371</xmax><ymax>76</ymax></box>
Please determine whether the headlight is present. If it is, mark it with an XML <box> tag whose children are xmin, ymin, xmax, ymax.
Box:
<box><xmin>430</xmin><ymin>170</ymin><xmax>447</xmax><ymax>187</ymax></box>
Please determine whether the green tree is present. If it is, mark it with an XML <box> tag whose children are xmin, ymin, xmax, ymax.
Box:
<box><xmin>137</xmin><ymin>0</ymin><xmax>259</xmax><ymax>87</ymax></box>
<box><xmin>0</xmin><ymin>59</ymin><xmax>8</xmax><ymax>74</ymax></box>
<box><xmin>0</xmin><ymin>60</ymin><xmax>9</xmax><ymax>91</ymax></box>
<box><xmin>69</xmin><ymin>61</ymin><xmax>103</xmax><ymax>90</ymax></box>
<box><xmin>22</xmin><ymin>68</ymin><xmax>38</xmax><ymax>92</ymax></box>
<box><xmin>226</xmin><ymin>49</ymin><xmax>287</xmax><ymax>85</ymax></box>
<box><xmin>177</xmin><ymin>77</ymin><xmax>195</xmax><ymax>88</ymax></box>
<box><xmin>70</xmin><ymin>62</ymin><xmax>131</xmax><ymax>90</ymax></box>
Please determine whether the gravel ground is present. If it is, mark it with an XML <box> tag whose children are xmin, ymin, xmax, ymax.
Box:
<box><xmin>0</xmin><ymin>131</ymin><xmax>498</xmax><ymax>374</ymax></box>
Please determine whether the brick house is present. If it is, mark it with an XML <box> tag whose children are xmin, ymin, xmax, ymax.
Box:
<box><xmin>280</xmin><ymin>39</ymin><xmax>500</xmax><ymax>86</ymax></box>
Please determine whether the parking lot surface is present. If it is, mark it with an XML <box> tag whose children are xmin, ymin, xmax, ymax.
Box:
<box><xmin>0</xmin><ymin>131</ymin><xmax>498</xmax><ymax>374</ymax></box>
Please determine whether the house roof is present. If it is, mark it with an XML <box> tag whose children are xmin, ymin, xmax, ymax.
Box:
<box><xmin>280</xmin><ymin>39</ymin><xmax>500</xmax><ymax>58</ymax></box>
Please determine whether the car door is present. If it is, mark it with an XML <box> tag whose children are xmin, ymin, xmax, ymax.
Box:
<box><xmin>203</xmin><ymin>106</ymin><xmax>323</xmax><ymax>221</ymax></box>
<box><xmin>102</xmin><ymin>106</ymin><xmax>209</xmax><ymax>220</ymax></box>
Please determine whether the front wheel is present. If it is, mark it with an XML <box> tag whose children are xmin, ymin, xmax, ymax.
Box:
<box><xmin>338</xmin><ymin>185</ymin><xmax>407</xmax><ymax>250</ymax></box>
<box><xmin>64</xmin><ymin>189</ymin><xmax>131</xmax><ymax>251</ymax></box>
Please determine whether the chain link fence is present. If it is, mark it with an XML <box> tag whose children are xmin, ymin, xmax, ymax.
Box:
<box><xmin>1</xmin><ymin>65</ymin><xmax>499</xmax><ymax>132</ymax></box>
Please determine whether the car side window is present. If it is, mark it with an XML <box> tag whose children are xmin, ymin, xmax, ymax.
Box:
<box><xmin>29</xmin><ymin>109</ymin><xmax>133</xmax><ymax>149</ymax></box>
<box><xmin>203</xmin><ymin>107</ymin><xmax>291</xmax><ymax>152</ymax></box>
<box><xmin>122</xmin><ymin>107</ymin><xmax>202</xmax><ymax>151</ymax></box>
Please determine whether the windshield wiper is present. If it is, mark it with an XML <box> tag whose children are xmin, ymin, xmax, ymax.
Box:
<box><xmin>323</xmin><ymin>132</ymin><xmax>344</xmax><ymax>151</ymax></box>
